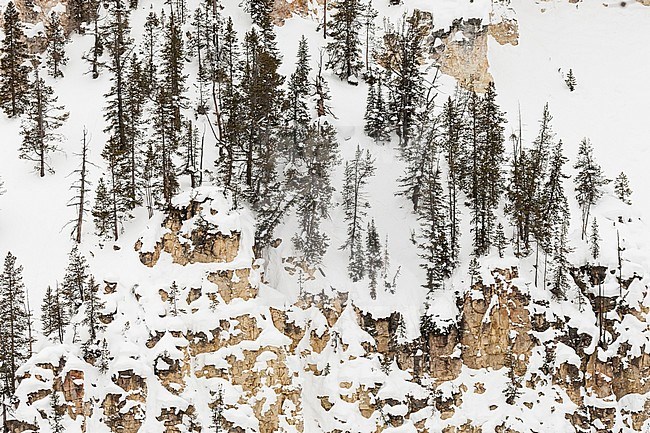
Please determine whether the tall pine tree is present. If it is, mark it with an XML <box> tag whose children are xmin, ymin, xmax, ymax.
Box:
<box><xmin>0</xmin><ymin>1</ymin><xmax>31</xmax><ymax>117</ymax></box>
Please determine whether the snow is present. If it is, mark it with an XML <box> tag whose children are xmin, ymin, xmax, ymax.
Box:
<box><xmin>1</xmin><ymin>0</ymin><xmax>650</xmax><ymax>432</ymax></box>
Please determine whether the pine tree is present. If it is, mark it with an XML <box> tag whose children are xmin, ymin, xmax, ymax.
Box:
<box><xmin>141</xmin><ymin>11</ymin><xmax>161</xmax><ymax>95</ymax></box>
<box><xmin>364</xmin><ymin>77</ymin><xmax>390</xmax><ymax>142</ymax></box>
<box><xmin>440</xmin><ymin>95</ymin><xmax>464</xmax><ymax>264</ymax></box>
<box><xmin>45</xmin><ymin>12</ymin><xmax>68</xmax><ymax>78</ymax></box>
<box><xmin>123</xmin><ymin>53</ymin><xmax>145</xmax><ymax>209</ymax></box>
<box><xmin>49</xmin><ymin>391</ymin><xmax>64</xmax><ymax>433</ymax></box>
<box><xmin>168</xmin><ymin>281</ymin><xmax>179</xmax><ymax>316</ymax></box>
<box><xmin>507</xmin><ymin>103</ymin><xmax>554</xmax><ymax>255</ymax></box>
<box><xmin>503</xmin><ymin>347</ymin><xmax>522</xmax><ymax>405</ymax></box>
<box><xmin>140</xmin><ymin>142</ymin><xmax>161</xmax><ymax>218</ymax></box>
<box><xmin>67</xmin><ymin>128</ymin><xmax>91</xmax><ymax>243</ymax></box>
<box><xmin>590</xmin><ymin>218</ymin><xmax>600</xmax><ymax>261</ymax></box>
<box><xmin>0</xmin><ymin>1</ymin><xmax>31</xmax><ymax>117</ymax></box>
<box><xmin>82</xmin><ymin>8</ymin><xmax>104</xmax><ymax>79</ymax></box>
<box><xmin>246</xmin><ymin>0</ymin><xmax>274</xmax><ymax>42</ymax></box>
<box><xmin>550</xmin><ymin>221</ymin><xmax>571</xmax><ymax>300</ymax></box>
<box><xmin>211</xmin><ymin>386</ymin><xmax>224</xmax><ymax>433</ymax></box>
<box><xmin>92</xmin><ymin>177</ymin><xmax>116</xmax><ymax>240</ymax></box>
<box><xmin>379</xmin><ymin>12</ymin><xmax>430</xmax><ymax>147</ymax></box>
<box><xmin>341</xmin><ymin>146</ymin><xmax>375</xmax><ymax>281</ymax></box>
<box><xmin>84</xmin><ymin>276</ymin><xmax>105</xmax><ymax>341</ymax></box>
<box><xmin>495</xmin><ymin>222</ymin><xmax>506</xmax><ymax>258</ymax></box>
<box><xmin>314</xmin><ymin>51</ymin><xmax>334</xmax><ymax>118</ymax></box>
<box><xmin>98</xmin><ymin>338</ymin><xmax>110</xmax><ymax>374</ymax></box>
<box><xmin>19</xmin><ymin>70</ymin><xmax>69</xmax><ymax>177</ymax></box>
<box><xmin>102</xmin><ymin>0</ymin><xmax>134</xmax><ymax>239</ymax></box>
<box><xmin>366</xmin><ymin>219</ymin><xmax>382</xmax><ymax>299</ymax></box>
<box><xmin>326</xmin><ymin>0</ymin><xmax>363</xmax><ymax>82</ymax></box>
<box><xmin>0</xmin><ymin>252</ymin><xmax>29</xmax><ymax>393</ymax></box>
<box><xmin>614</xmin><ymin>172</ymin><xmax>632</xmax><ymax>205</ymax></box>
<box><xmin>60</xmin><ymin>246</ymin><xmax>90</xmax><ymax>316</ymax></box>
<box><xmin>283</xmin><ymin>36</ymin><xmax>312</xmax><ymax>166</ymax></box>
<box><xmin>417</xmin><ymin>164</ymin><xmax>452</xmax><ymax>292</ymax></box>
<box><xmin>565</xmin><ymin>68</ymin><xmax>576</xmax><ymax>92</ymax></box>
<box><xmin>41</xmin><ymin>284</ymin><xmax>67</xmax><ymax>344</ymax></box>
<box><xmin>574</xmin><ymin>138</ymin><xmax>608</xmax><ymax>239</ymax></box>
<box><xmin>361</xmin><ymin>1</ymin><xmax>377</xmax><ymax>72</ymax></box>
<box><xmin>291</xmin><ymin>123</ymin><xmax>339</xmax><ymax>266</ymax></box>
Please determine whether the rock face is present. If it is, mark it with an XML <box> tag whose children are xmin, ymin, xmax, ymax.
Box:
<box><xmin>10</xmin><ymin>190</ymin><xmax>650</xmax><ymax>433</ymax></box>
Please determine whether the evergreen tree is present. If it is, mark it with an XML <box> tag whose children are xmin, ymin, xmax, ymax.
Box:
<box><xmin>614</xmin><ymin>171</ymin><xmax>632</xmax><ymax>205</ymax></box>
<box><xmin>141</xmin><ymin>11</ymin><xmax>161</xmax><ymax>95</ymax></box>
<box><xmin>19</xmin><ymin>70</ymin><xmax>69</xmax><ymax>177</ymax></box>
<box><xmin>565</xmin><ymin>69</ymin><xmax>576</xmax><ymax>92</ymax></box>
<box><xmin>211</xmin><ymin>386</ymin><xmax>224</xmax><ymax>433</ymax></box>
<box><xmin>41</xmin><ymin>284</ymin><xmax>67</xmax><ymax>344</ymax></box>
<box><xmin>364</xmin><ymin>77</ymin><xmax>390</xmax><ymax>142</ymax></box>
<box><xmin>140</xmin><ymin>142</ymin><xmax>161</xmax><ymax>218</ymax></box>
<box><xmin>417</xmin><ymin>163</ymin><xmax>452</xmax><ymax>292</ymax></box>
<box><xmin>123</xmin><ymin>53</ymin><xmax>146</xmax><ymax>209</ymax></box>
<box><xmin>440</xmin><ymin>96</ymin><xmax>464</xmax><ymax>264</ymax></box>
<box><xmin>549</xmin><ymin>221</ymin><xmax>571</xmax><ymax>300</ymax></box>
<box><xmin>379</xmin><ymin>12</ymin><xmax>430</xmax><ymax>147</ymax></box>
<box><xmin>98</xmin><ymin>338</ymin><xmax>110</xmax><ymax>374</ymax></box>
<box><xmin>506</xmin><ymin>104</ymin><xmax>554</xmax><ymax>255</ymax></box>
<box><xmin>314</xmin><ymin>51</ymin><xmax>334</xmax><ymax>118</ymax></box>
<box><xmin>84</xmin><ymin>276</ymin><xmax>105</xmax><ymax>341</ymax></box>
<box><xmin>0</xmin><ymin>2</ymin><xmax>30</xmax><ymax>117</ymax></box>
<box><xmin>160</xmin><ymin>11</ymin><xmax>187</xmax><ymax>133</ymax></box>
<box><xmin>0</xmin><ymin>252</ymin><xmax>29</xmax><ymax>393</ymax></box>
<box><xmin>92</xmin><ymin>177</ymin><xmax>116</xmax><ymax>240</ymax></box>
<box><xmin>82</xmin><ymin>7</ymin><xmax>104</xmax><ymax>79</ymax></box>
<box><xmin>245</xmin><ymin>0</ymin><xmax>274</xmax><ymax>41</ymax></box>
<box><xmin>326</xmin><ymin>0</ymin><xmax>363</xmax><ymax>82</ymax></box>
<box><xmin>503</xmin><ymin>347</ymin><xmax>522</xmax><ymax>405</ymax></box>
<box><xmin>45</xmin><ymin>12</ymin><xmax>68</xmax><ymax>78</ymax></box>
<box><xmin>291</xmin><ymin>123</ymin><xmax>339</xmax><ymax>266</ymax></box>
<box><xmin>590</xmin><ymin>218</ymin><xmax>600</xmax><ymax>261</ymax></box>
<box><xmin>361</xmin><ymin>1</ymin><xmax>378</xmax><ymax>72</ymax></box>
<box><xmin>68</xmin><ymin>128</ymin><xmax>91</xmax><ymax>243</ymax></box>
<box><xmin>495</xmin><ymin>222</ymin><xmax>506</xmax><ymax>258</ymax></box>
<box><xmin>168</xmin><ymin>281</ymin><xmax>179</xmax><ymax>316</ymax></box>
<box><xmin>366</xmin><ymin>219</ymin><xmax>382</xmax><ymax>299</ymax></box>
<box><xmin>60</xmin><ymin>246</ymin><xmax>89</xmax><ymax>316</ymax></box>
<box><xmin>49</xmin><ymin>391</ymin><xmax>64</xmax><ymax>433</ymax></box>
<box><xmin>574</xmin><ymin>138</ymin><xmax>608</xmax><ymax>239</ymax></box>
<box><xmin>341</xmin><ymin>146</ymin><xmax>375</xmax><ymax>281</ymax></box>
<box><xmin>283</xmin><ymin>36</ymin><xmax>312</xmax><ymax>166</ymax></box>
<box><xmin>102</xmin><ymin>0</ymin><xmax>134</xmax><ymax>239</ymax></box>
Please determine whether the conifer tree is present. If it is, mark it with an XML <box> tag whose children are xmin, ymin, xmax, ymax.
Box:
<box><xmin>341</xmin><ymin>146</ymin><xmax>375</xmax><ymax>281</ymax></box>
<box><xmin>246</xmin><ymin>0</ymin><xmax>274</xmax><ymax>41</ymax></box>
<box><xmin>141</xmin><ymin>11</ymin><xmax>161</xmax><ymax>95</ymax></box>
<box><xmin>0</xmin><ymin>1</ymin><xmax>31</xmax><ymax>117</ymax></box>
<box><xmin>68</xmin><ymin>128</ymin><xmax>91</xmax><ymax>243</ymax></box>
<box><xmin>82</xmin><ymin>8</ymin><xmax>104</xmax><ymax>79</ymax></box>
<box><xmin>379</xmin><ymin>12</ymin><xmax>429</xmax><ymax>147</ymax></box>
<box><xmin>19</xmin><ymin>70</ymin><xmax>69</xmax><ymax>177</ymax></box>
<box><xmin>366</xmin><ymin>219</ymin><xmax>382</xmax><ymax>299</ymax></box>
<box><xmin>283</xmin><ymin>36</ymin><xmax>312</xmax><ymax>165</ymax></box>
<box><xmin>123</xmin><ymin>53</ymin><xmax>145</xmax><ymax>209</ymax></box>
<box><xmin>507</xmin><ymin>104</ymin><xmax>554</xmax><ymax>255</ymax></box>
<box><xmin>84</xmin><ymin>276</ymin><xmax>105</xmax><ymax>341</ymax></box>
<box><xmin>161</xmin><ymin>11</ymin><xmax>187</xmax><ymax>133</ymax></box>
<box><xmin>49</xmin><ymin>391</ymin><xmax>64</xmax><ymax>433</ymax></box>
<box><xmin>326</xmin><ymin>0</ymin><xmax>363</xmax><ymax>82</ymax></box>
<box><xmin>565</xmin><ymin>69</ymin><xmax>576</xmax><ymax>92</ymax></box>
<box><xmin>440</xmin><ymin>96</ymin><xmax>464</xmax><ymax>264</ymax></box>
<box><xmin>211</xmin><ymin>386</ymin><xmax>224</xmax><ymax>433</ymax></box>
<box><xmin>168</xmin><ymin>281</ymin><xmax>179</xmax><ymax>316</ymax></box>
<box><xmin>495</xmin><ymin>222</ymin><xmax>506</xmax><ymax>258</ymax></box>
<box><xmin>98</xmin><ymin>338</ymin><xmax>110</xmax><ymax>374</ymax></box>
<box><xmin>314</xmin><ymin>50</ymin><xmax>334</xmax><ymax>118</ymax></box>
<box><xmin>364</xmin><ymin>77</ymin><xmax>389</xmax><ymax>142</ymax></box>
<box><xmin>549</xmin><ymin>221</ymin><xmax>571</xmax><ymax>300</ymax></box>
<box><xmin>0</xmin><ymin>252</ymin><xmax>29</xmax><ymax>393</ymax></box>
<box><xmin>417</xmin><ymin>163</ymin><xmax>452</xmax><ymax>292</ymax></box>
<box><xmin>140</xmin><ymin>142</ymin><xmax>161</xmax><ymax>218</ymax></box>
<box><xmin>41</xmin><ymin>284</ymin><xmax>67</xmax><ymax>344</ymax></box>
<box><xmin>574</xmin><ymin>138</ymin><xmax>608</xmax><ymax>239</ymax></box>
<box><xmin>92</xmin><ymin>177</ymin><xmax>116</xmax><ymax>240</ymax></box>
<box><xmin>61</xmin><ymin>246</ymin><xmax>89</xmax><ymax>316</ymax></box>
<box><xmin>291</xmin><ymin>123</ymin><xmax>339</xmax><ymax>266</ymax></box>
<box><xmin>45</xmin><ymin>12</ymin><xmax>68</xmax><ymax>78</ymax></box>
<box><xmin>614</xmin><ymin>172</ymin><xmax>632</xmax><ymax>205</ymax></box>
<box><xmin>102</xmin><ymin>0</ymin><xmax>134</xmax><ymax>238</ymax></box>
<box><xmin>361</xmin><ymin>1</ymin><xmax>377</xmax><ymax>72</ymax></box>
<box><xmin>590</xmin><ymin>218</ymin><xmax>600</xmax><ymax>261</ymax></box>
